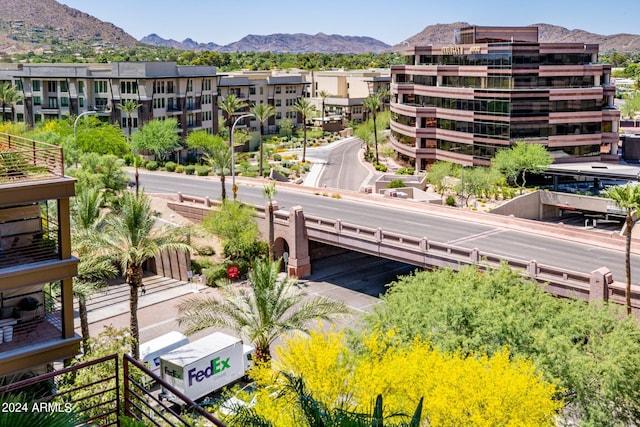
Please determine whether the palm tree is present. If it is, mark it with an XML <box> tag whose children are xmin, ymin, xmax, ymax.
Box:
<box><xmin>290</xmin><ymin>98</ymin><xmax>316</xmax><ymax>163</ymax></box>
<box><xmin>318</xmin><ymin>90</ymin><xmax>331</xmax><ymax>132</ymax></box>
<box><xmin>0</xmin><ymin>82</ymin><xmax>23</xmax><ymax>122</ymax></box>
<box><xmin>102</xmin><ymin>191</ymin><xmax>192</xmax><ymax>359</ymax></box>
<box><xmin>363</xmin><ymin>93</ymin><xmax>382</xmax><ymax>164</ymax></box>
<box><xmin>117</xmin><ymin>99</ymin><xmax>143</xmax><ymax>195</ymax></box>
<box><xmin>177</xmin><ymin>257</ymin><xmax>349</xmax><ymax>363</ymax></box>
<box><xmin>204</xmin><ymin>137</ymin><xmax>232</xmax><ymax>200</ymax></box>
<box><xmin>251</xmin><ymin>103</ymin><xmax>276</xmax><ymax>177</ymax></box>
<box><xmin>605</xmin><ymin>183</ymin><xmax>640</xmax><ymax>315</ymax></box>
<box><xmin>227</xmin><ymin>373</ymin><xmax>424</xmax><ymax>427</ymax></box>
<box><xmin>219</xmin><ymin>94</ymin><xmax>248</xmax><ymax>198</ymax></box>
<box><xmin>70</xmin><ymin>187</ymin><xmax>117</xmax><ymax>354</ymax></box>
<box><xmin>73</xmin><ymin>257</ymin><xmax>117</xmax><ymax>355</ymax></box>
<box><xmin>263</xmin><ymin>182</ymin><xmax>276</xmax><ymax>261</ymax></box>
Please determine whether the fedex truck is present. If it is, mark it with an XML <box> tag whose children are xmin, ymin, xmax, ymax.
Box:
<box><xmin>140</xmin><ymin>331</ymin><xmax>189</xmax><ymax>377</ymax></box>
<box><xmin>159</xmin><ymin>332</ymin><xmax>255</xmax><ymax>403</ymax></box>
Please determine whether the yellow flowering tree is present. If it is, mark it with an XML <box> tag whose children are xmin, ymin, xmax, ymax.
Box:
<box><xmin>245</xmin><ymin>328</ymin><xmax>562</xmax><ymax>427</ymax></box>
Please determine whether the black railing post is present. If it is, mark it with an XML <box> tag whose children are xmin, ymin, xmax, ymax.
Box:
<box><xmin>116</xmin><ymin>355</ymin><xmax>122</xmax><ymax>425</ymax></box>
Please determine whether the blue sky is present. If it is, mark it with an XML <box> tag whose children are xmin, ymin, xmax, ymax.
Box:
<box><xmin>58</xmin><ymin>0</ymin><xmax>638</xmax><ymax>46</ymax></box>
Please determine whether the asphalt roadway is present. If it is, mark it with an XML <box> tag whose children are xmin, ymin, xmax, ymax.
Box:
<box><xmin>135</xmin><ymin>170</ymin><xmax>636</xmax><ymax>284</ymax></box>
<box><xmin>80</xmin><ymin>252</ymin><xmax>404</xmax><ymax>346</ymax></box>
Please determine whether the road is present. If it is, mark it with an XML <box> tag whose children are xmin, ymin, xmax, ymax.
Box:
<box><xmin>312</xmin><ymin>138</ymin><xmax>371</xmax><ymax>191</ymax></box>
<box><xmin>136</xmin><ymin>171</ymin><xmax>636</xmax><ymax>283</ymax></box>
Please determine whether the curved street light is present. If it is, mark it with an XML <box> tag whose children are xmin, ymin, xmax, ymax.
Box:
<box><xmin>231</xmin><ymin>113</ymin><xmax>254</xmax><ymax>200</ymax></box>
<box><xmin>73</xmin><ymin>110</ymin><xmax>96</xmax><ymax>167</ymax></box>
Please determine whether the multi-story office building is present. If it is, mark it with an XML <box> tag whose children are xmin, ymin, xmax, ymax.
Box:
<box><xmin>390</xmin><ymin>26</ymin><xmax>620</xmax><ymax>170</ymax></box>
<box><xmin>0</xmin><ymin>133</ymin><xmax>79</xmax><ymax>379</ymax></box>
<box><xmin>1</xmin><ymin>62</ymin><xmax>219</xmax><ymax>139</ymax></box>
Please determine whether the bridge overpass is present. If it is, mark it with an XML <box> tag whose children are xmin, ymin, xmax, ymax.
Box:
<box><xmin>167</xmin><ymin>192</ymin><xmax>639</xmax><ymax>314</ymax></box>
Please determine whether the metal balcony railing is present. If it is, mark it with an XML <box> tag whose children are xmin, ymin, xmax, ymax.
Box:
<box><xmin>0</xmin><ymin>133</ymin><xmax>64</xmax><ymax>183</ymax></box>
<box><xmin>0</xmin><ymin>354</ymin><xmax>227</xmax><ymax>427</ymax></box>
<box><xmin>0</xmin><ymin>205</ymin><xmax>60</xmax><ymax>270</ymax></box>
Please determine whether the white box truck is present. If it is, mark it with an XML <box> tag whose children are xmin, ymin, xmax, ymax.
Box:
<box><xmin>140</xmin><ymin>331</ymin><xmax>189</xmax><ymax>377</ymax></box>
<box><xmin>159</xmin><ymin>332</ymin><xmax>255</xmax><ymax>403</ymax></box>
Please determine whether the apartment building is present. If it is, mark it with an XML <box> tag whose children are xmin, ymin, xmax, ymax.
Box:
<box><xmin>218</xmin><ymin>70</ymin><xmax>308</xmax><ymax>134</ymax></box>
<box><xmin>0</xmin><ymin>62</ymin><xmax>219</xmax><ymax>139</ymax></box>
<box><xmin>305</xmin><ymin>69</ymin><xmax>391</xmax><ymax>125</ymax></box>
<box><xmin>0</xmin><ymin>132</ymin><xmax>79</xmax><ymax>379</ymax></box>
<box><xmin>390</xmin><ymin>26</ymin><xmax>620</xmax><ymax>170</ymax></box>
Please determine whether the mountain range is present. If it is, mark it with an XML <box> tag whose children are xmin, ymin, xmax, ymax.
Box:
<box><xmin>140</xmin><ymin>33</ymin><xmax>391</xmax><ymax>54</ymax></box>
<box><xmin>0</xmin><ymin>0</ymin><xmax>639</xmax><ymax>55</ymax></box>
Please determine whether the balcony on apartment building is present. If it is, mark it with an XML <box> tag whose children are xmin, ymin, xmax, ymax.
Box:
<box><xmin>0</xmin><ymin>132</ymin><xmax>79</xmax><ymax>375</ymax></box>
<box><xmin>0</xmin><ymin>133</ymin><xmax>76</xmax><ymax>275</ymax></box>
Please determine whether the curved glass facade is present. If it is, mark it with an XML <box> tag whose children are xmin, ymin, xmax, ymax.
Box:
<box><xmin>392</xmin><ymin>26</ymin><xmax>618</xmax><ymax>166</ymax></box>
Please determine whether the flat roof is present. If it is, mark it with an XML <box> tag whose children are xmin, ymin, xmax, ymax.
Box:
<box><xmin>546</xmin><ymin>162</ymin><xmax>640</xmax><ymax>181</ymax></box>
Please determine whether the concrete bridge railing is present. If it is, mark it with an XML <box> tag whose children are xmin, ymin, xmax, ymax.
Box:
<box><xmin>168</xmin><ymin>193</ymin><xmax>639</xmax><ymax>313</ymax></box>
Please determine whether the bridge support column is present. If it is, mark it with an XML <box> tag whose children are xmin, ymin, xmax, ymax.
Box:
<box><xmin>589</xmin><ymin>267</ymin><xmax>612</xmax><ymax>302</ymax></box>
<box><xmin>287</xmin><ymin>206</ymin><xmax>311</xmax><ymax>278</ymax></box>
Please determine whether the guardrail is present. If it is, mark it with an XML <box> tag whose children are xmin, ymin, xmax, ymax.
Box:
<box><xmin>170</xmin><ymin>194</ymin><xmax>623</xmax><ymax>307</ymax></box>
<box><xmin>0</xmin><ymin>353</ymin><xmax>227</xmax><ymax>427</ymax></box>
<box><xmin>0</xmin><ymin>132</ymin><xmax>64</xmax><ymax>182</ymax></box>
<box><xmin>304</xmin><ymin>214</ymin><xmax>600</xmax><ymax>302</ymax></box>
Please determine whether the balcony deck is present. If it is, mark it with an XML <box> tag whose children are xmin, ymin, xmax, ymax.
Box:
<box><xmin>0</xmin><ymin>132</ymin><xmax>64</xmax><ymax>184</ymax></box>
<box><xmin>0</xmin><ymin>311</ymin><xmax>63</xmax><ymax>354</ymax></box>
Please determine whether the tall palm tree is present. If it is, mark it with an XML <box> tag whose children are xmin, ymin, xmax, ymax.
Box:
<box><xmin>117</xmin><ymin>99</ymin><xmax>143</xmax><ymax>195</ymax></box>
<box><xmin>204</xmin><ymin>137</ymin><xmax>232</xmax><ymax>200</ymax></box>
<box><xmin>0</xmin><ymin>82</ymin><xmax>23</xmax><ymax>122</ymax></box>
<box><xmin>177</xmin><ymin>257</ymin><xmax>349</xmax><ymax>363</ymax></box>
<box><xmin>251</xmin><ymin>103</ymin><xmax>276</xmax><ymax>177</ymax></box>
<box><xmin>71</xmin><ymin>187</ymin><xmax>116</xmax><ymax>354</ymax></box>
<box><xmin>605</xmin><ymin>183</ymin><xmax>640</xmax><ymax>315</ymax></box>
<box><xmin>102</xmin><ymin>191</ymin><xmax>192</xmax><ymax>359</ymax></box>
<box><xmin>363</xmin><ymin>93</ymin><xmax>382</xmax><ymax>164</ymax></box>
<box><xmin>290</xmin><ymin>98</ymin><xmax>316</xmax><ymax>163</ymax></box>
<box><xmin>318</xmin><ymin>90</ymin><xmax>331</xmax><ymax>132</ymax></box>
<box><xmin>219</xmin><ymin>94</ymin><xmax>248</xmax><ymax>198</ymax></box>
<box><xmin>263</xmin><ymin>182</ymin><xmax>276</xmax><ymax>261</ymax></box>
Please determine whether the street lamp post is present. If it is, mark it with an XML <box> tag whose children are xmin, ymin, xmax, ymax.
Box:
<box><xmin>459</xmin><ymin>164</ymin><xmax>467</xmax><ymax>208</ymax></box>
<box><xmin>231</xmin><ymin>113</ymin><xmax>254</xmax><ymax>200</ymax></box>
<box><xmin>73</xmin><ymin>110</ymin><xmax>96</xmax><ymax>168</ymax></box>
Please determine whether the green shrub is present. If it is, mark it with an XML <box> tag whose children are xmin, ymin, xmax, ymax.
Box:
<box><xmin>374</xmin><ymin>163</ymin><xmax>387</xmax><ymax>172</ymax></box>
<box><xmin>272</xmin><ymin>154</ymin><xmax>282</xmax><ymax>161</ymax></box>
<box><xmin>204</xmin><ymin>265</ymin><xmax>229</xmax><ymax>286</ymax></box>
<box><xmin>175</xmin><ymin>164</ymin><xmax>185</xmax><ymax>173</ymax></box>
<box><xmin>197</xmin><ymin>245</ymin><xmax>216</xmax><ymax>256</ymax></box>
<box><xmin>145</xmin><ymin>161</ymin><xmax>159</xmax><ymax>171</ymax></box>
<box><xmin>123</xmin><ymin>152</ymin><xmax>134</xmax><ymax>166</ymax></box>
<box><xmin>281</xmin><ymin>160</ymin><xmax>292</xmax><ymax>168</ymax></box>
<box><xmin>396</xmin><ymin>167</ymin><xmax>415</xmax><ymax>175</ymax></box>
<box><xmin>303</xmin><ymin>164</ymin><xmax>310</xmax><ymax>172</ymax></box>
<box><xmin>446</xmin><ymin>195</ymin><xmax>456</xmax><ymax>206</ymax></box>
<box><xmin>185</xmin><ymin>165</ymin><xmax>196</xmax><ymax>175</ymax></box>
<box><xmin>387</xmin><ymin>179</ymin><xmax>405</xmax><ymax>189</ymax></box>
<box><xmin>190</xmin><ymin>258</ymin><xmax>215</xmax><ymax>275</ymax></box>
<box><xmin>196</xmin><ymin>165</ymin><xmax>210</xmax><ymax>176</ymax></box>
<box><xmin>165</xmin><ymin>161</ymin><xmax>177</xmax><ymax>172</ymax></box>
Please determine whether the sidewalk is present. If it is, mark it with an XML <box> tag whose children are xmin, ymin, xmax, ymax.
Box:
<box><xmin>75</xmin><ymin>275</ymin><xmax>205</xmax><ymax>329</ymax></box>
